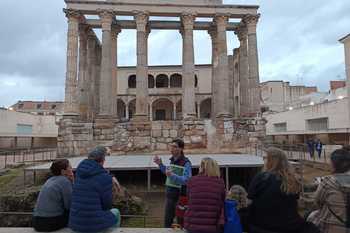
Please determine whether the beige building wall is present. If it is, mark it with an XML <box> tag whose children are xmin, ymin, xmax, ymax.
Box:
<box><xmin>117</xmin><ymin>65</ymin><xmax>212</xmax><ymax>95</ymax></box>
<box><xmin>0</xmin><ymin>109</ymin><xmax>58</xmax><ymax>138</ymax></box>
<box><xmin>261</xmin><ymin>81</ymin><xmax>317</xmax><ymax>112</ymax></box>
<box><xmin>265</xmin><ymin>98</ymin><xmax>350</xmax><ymax>136</ymax></box>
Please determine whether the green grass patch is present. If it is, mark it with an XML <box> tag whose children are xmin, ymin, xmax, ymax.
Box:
<box><xmin>121</xmin><ymin>216</ymin><xmax>162</xmax><ymax>228</ymax></box>
<box><xmin>0</xmin><ymin>168</ymin><xmax>23</xmax><ymax>191</ymax></box>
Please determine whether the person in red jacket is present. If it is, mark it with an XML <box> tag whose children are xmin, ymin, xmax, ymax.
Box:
<box><xmin>184</xmin><ymin>157</ymin><xmax>226</xmax><ymax>233</ymax></box>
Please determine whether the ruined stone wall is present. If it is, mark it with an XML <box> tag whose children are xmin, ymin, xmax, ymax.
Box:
<box><xmin>112</xmin><ymin>120</ymin><xmax>207</xmax><ymax>153</ymax></box>
<box><xmin>57</xmin><ymin>116</ymin><xmax>93</xmax><ymax>157</ymax></box>
<box><xmin>57</xmin><ymin>116</ymin><xmax>265</xmax><ymax>157</ymax></box>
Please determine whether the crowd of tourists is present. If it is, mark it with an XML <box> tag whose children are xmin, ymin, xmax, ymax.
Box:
<box><xmin>32</xmin><ymin>139</ymin><xmax>350</xmax><ymax>233</ymax></box>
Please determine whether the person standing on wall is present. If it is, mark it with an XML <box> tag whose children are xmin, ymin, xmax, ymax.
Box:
<box><xmin>316</xmin><ymin>139</ymin><xmax>323</xmax><ymax>159</ymax></box>
<box><xmin>307</xmin><ymin>138</ymin><xmax>316</xmax><ymax>159</ymax></box>
<box><xmin>153</xmin><ymin>139</ymin><xmax>192</xmax><ymax>228</ymax></box>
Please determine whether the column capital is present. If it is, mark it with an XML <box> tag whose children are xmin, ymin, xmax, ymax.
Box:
<box><xmin>234</xmin><ymin>24</ymin><xmax>248</xmax><ymax>41</ymax></box>
<box><xmin>79</xmin><ymin>24</ymin><xmax>89</xmax><ymax>38</ymax></box>
<box><xmin>87</xmin><ymin>29</ymin><xmax>96</xmax><ymax>40</ymax></box>
<box><xmin>111</xmin><ymin>26</ymin><xmax>122</xmax><ymax>37</ymax></box>
<box><xmin>63</xmin><ymin>9</ymin><xmax>81</xmax><ymax>21</ymax></box>
<box><xmin>134</xmin><ymin>11</ymin><xmax>149</xmax><ymax>31</ymax></box>
<box><xmin>243</xmin><ymin>14</ymin><xmax>260</xmax><ymax>26</ymax></box>
<box><xmin>214</xmin><ymin>13</ymin><xmax>229</xmax><ymax>28</ymax></box>
<box><xmin>208</xmin><ymin>25</ymin><xmax>217</xmax><ymax>39</ymax></box>
<box><xmin>181</xmin><ymin>12</ymin><xmax>196</xmax><ymax>30</ymax></box>
<box><xmin>98</xmin><ymin>9</ymin><xmax>114</xmax><ymax>31</ymax></box>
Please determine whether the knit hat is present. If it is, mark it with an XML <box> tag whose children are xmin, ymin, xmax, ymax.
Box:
<box><xmin>88</xmin><ymin>146</ymin><xmax>107</xmax><ymax>161</ymax></box>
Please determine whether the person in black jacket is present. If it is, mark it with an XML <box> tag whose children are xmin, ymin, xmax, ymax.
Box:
<box><xmin>248</xmin><ymin>147</ymin><xmax>319</xmax><ymax>233</ymax></box>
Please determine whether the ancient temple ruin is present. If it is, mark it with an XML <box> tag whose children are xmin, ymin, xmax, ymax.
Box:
<box><xmin>58</xmin><ymin>0</ymin><xmax>264</xmax><ymax>156</ymax></box>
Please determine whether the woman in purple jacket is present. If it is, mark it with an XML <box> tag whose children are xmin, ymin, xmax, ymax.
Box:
<box><xmin>184</xmin><ymin>157</ymin><xmax>226</xmax><ymax>233</ymax></box>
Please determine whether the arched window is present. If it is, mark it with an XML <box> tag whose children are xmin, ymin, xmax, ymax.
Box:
<box><xmin>194</xmin><ymin>74</ymin><xmax>198</xmax><ymax>88</ymax></box>
<box><xmin>170</xmin><ymin>73</ymin><xmax>182</xmax><ymax>88</ymax></box>
<box><xmin>152</xmin><ymin>98</ymin><xmax>174</xmax><ymax>121</ymax></box>
<box><xmin>128</xmin><ymin>75</ymin><xmax>136</xmax><ymax>88</ymax></box>
<box><xmin>156</xmin><ymin>74</ymin><xmax>169</xmax><ymax>88</ymax></box>
<box><xmin>148</xmin><ymin>74</ymin><xmax>155</xmax><ymax>88</ymax></box>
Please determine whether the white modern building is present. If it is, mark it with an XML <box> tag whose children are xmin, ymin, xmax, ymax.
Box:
<box><xmin>264</xmin><ymin>33</ymin><xmax>350</xmax><ymax>145</ymax></box>
<box><xmin>0</xmin><ymin>109</ymin><xmax>58</xmax><ymax>149</ymax></box>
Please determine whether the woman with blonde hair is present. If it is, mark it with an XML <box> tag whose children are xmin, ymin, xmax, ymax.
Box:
<box><xmin>248</xmin><ymin>147</ymin><xmax>319</xmax><ymax>233</ymax></box>
<box><xmin>184</xmin><ymin>157</ymin><xmax>226</xmax><ymax>233</ymax></box>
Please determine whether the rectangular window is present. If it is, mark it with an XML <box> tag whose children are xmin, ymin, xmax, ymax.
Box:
<box><xmin>16</xmin><ymin>124</ymin><xmax>33</xmax><ymax>135</ymax></box>
<box><xmin>155</xmin><ymin>110</ymin><xmax>166</xmax><ymax>121</ymax></box>
<box><xmin>274</xmin><ymin>122</ymin><xmax>287</xmax><ymax>132</ymax></box>
<box><xmin>306</xmin><ymin>118</ymin><xmax>328</xmax><ymax>131</ymax></box>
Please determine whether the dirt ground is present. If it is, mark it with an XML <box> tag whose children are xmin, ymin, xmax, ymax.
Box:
<box><xmin>302</xmin><ymin>162</ymin><xmax>331</xmax><ymax>183</ymax></box>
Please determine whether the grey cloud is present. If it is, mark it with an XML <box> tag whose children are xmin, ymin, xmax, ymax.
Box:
<box><xmin>0</xmin><ymin>0</ymin><xmax>349</xmax><ymax>107</ymax></box>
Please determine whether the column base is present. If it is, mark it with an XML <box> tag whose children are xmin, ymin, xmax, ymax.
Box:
<box><xmin>62</xmin><ymin>112</ymin><xmax>80</xmax><ymax>122</ymax></box>
<box><xmin>132</xmin><ymin>114</ymin><xmax>149</xmax><ymax>122</ymax></box>
<box><xmin>216</xmin><ymin>112</ymin><xmax>233</xmax><ymax>119</ymax></box>
<box><xmin>183</xmin><ymin>113</ymin><xmax>197</xmax><ymax>121</ymax></box>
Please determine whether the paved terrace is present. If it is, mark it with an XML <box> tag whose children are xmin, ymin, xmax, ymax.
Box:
<box><xmin>0</xmin><ymin>228</ymin><xmax>183</xmax><ymax>233</ymax></box>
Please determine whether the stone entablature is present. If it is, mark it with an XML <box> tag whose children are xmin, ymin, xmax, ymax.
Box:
<box><xmin>107</xmin><ymin>0</ymin><xmax>223</xmax><ymax>6</ymax></box>
<box><xmin>65</xmin><ymin>0</ymin><xmax>258</xmax><ymax>18</ymax></box>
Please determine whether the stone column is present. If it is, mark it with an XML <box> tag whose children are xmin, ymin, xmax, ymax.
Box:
<box><xmin>98</xmin><ymin>10</ymin><xmax>114</xmax><ymax>116</ymax></box>
<box><xmin>235</xmin><ymin>25</ymin><xmax>249</xmax><ymax>117</ymax></box>
<box><xmin>228</xmin><ymin>55</ymin><xmax>234</xmax><ymax>116</ymax></box>
<box><xmin>340</xmin><ymin>35</ymin><xmax>350</xmax><ymax>127</ymax></box>
<box><xmin>244</xmin><ymin>14</ymin><xmax>261</xmax><ymax>116</ymax></box>
<box><xmin>197</xmin><ymin>102</ymin><xmax>201</xmax><ymax>119</ymax></box>
<box><xmin>232</xmin><ymin>48</ymin><xmax>240</xmax><ymax>118</ymax></box>
<box><xmin>173</xmin><ymin>102</ymin><xmax>177</xmax><ymax>120</ymax></box>
<box><xmin>94</xmin><ymin>43</ymin><xmax>102</xmax><ymax>116</ymax></box>
<box><xmin>181</xmin><ymin>12</ymin><xmax>197</xmax><ymax>120</ymax></box>
<box><xmin>208</xmin><ymin>27</ymin><xmax>218</xmax><ymax>121</ymax></box>
<box><xmin>149</xmin><ymin>103</ymin><xmax>153</xmax><ymax>121</ymax></box>
<box><xmin>63</xmin><ymin>9</ymin><xmax>80</xmax><ymax>115</ymax></box>
<box><xmin>111</xmin><ymin>26</ymin><xmax>121</xmax><ymax>117</ymax></box>
<box><xmin>86</xmin><ymin>30</ymin><xmax>97</xmax><ymax>121</ymax></box>
<box><xmin>214</xmin><ymin>14</ymin><xmax>232</xmax><ymax>118</ymax></box>
<box><xmin>134</xmin><ymin>11</ymin><xmax>149</xmax><ymax>121</ymax></box>
<box><xmin>78</xmin><ymin>24</ymin><xmax>88</xmax><ymax>119</ymax></box>
<box><xmin>126</xmin><ymin>104</ymin><xmax>129</xmax><ymax>120</ymax></box>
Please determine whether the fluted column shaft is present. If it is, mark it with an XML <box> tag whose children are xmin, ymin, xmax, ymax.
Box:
<box><xmin>236</xmin><ymin>25</ymin><xmax>249</xmax><ymax>117</ymax></box>
<box><xmin>86</xmin><ymin>30</ymin><xmax>97</xmax><ymax>120</ymax></box>
<box><xmin>134</xmin><ymin>11</ymin><xmax>149</xmax><ymax>121</ymax></box>
<box><xmin>78</xmin><ymin>25</ymin><xmax>88</xmax><ymax>119</ymax></box>
<box><xmin>244</xmin><ymin>14</ymin><xmax>261</xmax><ymax>116</ymax></box>
<box><xmin>111</xmin><ymin>27</ymin><xmax>121</xmax><ymax>117</ymax></box>
<box><xmin>98</xmin><ymin>10</ymin><xmax>114</xmax><ymax>116</ymax></box>
<box><xmin>181</xmin><ymin>12</ymin><xmax>197</xmax><ymax>120</ymax></box>
<box><xmin>208</xmin><ymin>27</ymin><xmax>218</xmax><ymax>121</ymax></box>
<box><xmin>215</xmin><ymin>14</ymin><xmax>231</xmax><ymax>118</ymax></box>
<box><xmin>94</xmin><ymin>43</ymin><xmax>101</xmax><ymax>115</ymax></box>
<box><xmin>63</xmin><ymin>9</ymin><xmax>80</xmax><ymax>114</ymax></box>
<box><xmin>340</xmin><ymin>36</ymin><xmax>350</xmax><ymax>125</ymax></box>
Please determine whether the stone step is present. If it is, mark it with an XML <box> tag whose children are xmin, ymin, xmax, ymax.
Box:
<box><xmin>0</xmin><ymin>228</ymin><xmax>184</xmax><ymax>233</ymax></box>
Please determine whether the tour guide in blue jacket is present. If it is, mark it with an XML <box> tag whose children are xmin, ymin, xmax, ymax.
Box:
<box><xmin>69</xmin><ymin>146</ymin><xmax>120</xmax><ymax>233</ymax></box>
<box><xmin>153</xmin><ymin>138</ymin><xmax>192</xmax><ymax>228</ymax></box>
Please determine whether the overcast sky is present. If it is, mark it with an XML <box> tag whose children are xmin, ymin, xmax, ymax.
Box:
<box><xmin>0</xmin><ymin>0</ymin><xmax>349</xmax><ymax>107</ymax></box>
